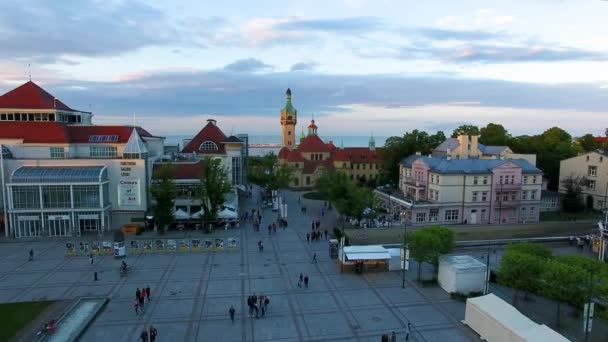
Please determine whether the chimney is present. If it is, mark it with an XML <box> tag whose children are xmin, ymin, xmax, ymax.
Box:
<box><xmin>207</xmin><ymin>119</ymin><xmax>217</xmax><ymax>126</ymax></box>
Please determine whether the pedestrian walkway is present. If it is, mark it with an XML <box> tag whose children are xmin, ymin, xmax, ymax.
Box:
<box><xmin>0</xmin><ymin>187</ymin><xmax>479</xmax><ymax>341</ymax></box>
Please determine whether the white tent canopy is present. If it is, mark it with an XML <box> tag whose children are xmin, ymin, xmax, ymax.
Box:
<box><xmin>464</xmin><ymin>294</ymin><xmax>570</xmax><ymax>342</ymax></box>
<box><xmin>343</xmin><ymin>245</ymin><xmax>391</xmax><ymax>261</ymax></box>
<box><xmin>174</xmin><ymin>208</ymin><xmax>190</xmax><ymax>220</ymax></box>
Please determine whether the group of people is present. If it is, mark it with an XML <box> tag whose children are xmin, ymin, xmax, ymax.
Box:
<box><xmin>246</xmin><ymin>294</ymin><xmax>270</xmax><ymax>319</ymax></box>
<box><xmin>134</xmin><ymin>286</ymin><xmax>151</xmax><ymax>315</ymax></box>
<box><xmin>306</xmin><ymin>228</ymin><xmax>327</xmax><ymax>242</ymax></box>
<box><xmin>380</xmin><ymin>323</ymin><xmax>412</xmax><ymax>341</ymax></box>
<box><xmin>139</xmin><ymin>325</ymin><xmax>158</xmax><ymax>342</ymax></box>
<box><xmin>297</xmin><ymin>273</ymin><xmax>310</xmax><ymax>288</ymax></box>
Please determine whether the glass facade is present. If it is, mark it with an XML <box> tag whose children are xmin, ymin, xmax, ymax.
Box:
<box><xmin>73</xmin><ymin>185</ymin><xmax>100</xmax><ymax>208</ymax></box>
<box><xmin>232</xmin><ymin>157</ymin><xmax>242</xmax><ymax>185</ymax></box>
<box><xmin>42</xmin><ymin>185</ymin><xmax>71</xmax><ymax>208</ymax></box>
<box><xmin>89</xmin><ymin>146</ymin><xmax>117</xmax><ymax>158</ymax></box>
<box><xmin>50</xmin><ymin>147</ymin><xmax>65</xmax><ymax>159</ymax></box>
<box><xmin>12</xmin><ymin>186</ymin><xmax>40</xmax><ymax>209</ymax></box>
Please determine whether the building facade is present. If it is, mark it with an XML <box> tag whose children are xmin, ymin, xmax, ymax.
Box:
<box><xmin>385</xmin><ymin>155</ymin><xmax>543</xmax><ymax>226</ymax></box>
<box><xmin>433</xmin><ymin>134</ymin><xmax>536</xmax><ymax>166</ymax></box>
<box><xmin>276</xmin><ymin>89</ymin><xmax>381</xmax><ymax>188</ymax></box>
<box><xmin>559</xmin><ymin>151</ymin><xmax>608</xmax><ymax>210</ymax></box>
<box><xmin>0</xmin><ymin>81</ymin><xmax>164</xmax><ymax>238</ymax></box>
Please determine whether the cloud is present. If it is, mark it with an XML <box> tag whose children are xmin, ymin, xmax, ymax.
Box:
<box><xmin>290</xmin><ymin>62</ymin><xmax>317</xmax><ymax>72</ymax></box>
<box><xmin>0</xmin><ymin>0</ymin><xmax>178</xmax><ymax>61</ymax></box>
<box><xmin>223</xmin><ymin>58</ymin><xmax>272</xmax><ymax>72</ymax></box>
<box><xmin>413</xmin><ymin>28</ymin><xmax>501</xmax><ymax>41</ymax></box>
<box><xmin>277</xmin><ymin>17</ymin><xmax>385</xmax><ymax>32</ymax></box>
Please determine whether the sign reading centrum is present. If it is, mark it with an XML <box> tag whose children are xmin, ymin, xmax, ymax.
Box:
<box><xmin>118</xmin><ymin>161</ymin><xmax>140</xmax><ymax>206</ymax></box>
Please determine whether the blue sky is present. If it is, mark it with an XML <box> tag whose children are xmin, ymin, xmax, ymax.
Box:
<box><xmin>0</xmin><ymin>0</ymin><xmax>607</xmax><ymax>137</ymax></box>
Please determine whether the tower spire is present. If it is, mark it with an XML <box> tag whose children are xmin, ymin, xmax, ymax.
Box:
<box><xmin>369</xmin><ymin>132</ymin><xmax>376</xmax><ymax>151</ymax></box>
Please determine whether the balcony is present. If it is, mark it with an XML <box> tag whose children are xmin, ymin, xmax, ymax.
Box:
<box><xmin>403</xmin><ymin>177</ymin><xmax>426</xmax><ymax>189</ymax></box>
<box><xmin>495</xmin><ymin>183</ymin><xmax>522</xmax><ymax>190</ymax></box>
<box><xmin>494</xmin><ymin>199</ymin><xmax>520</xmax><ymax>208</ymax></box>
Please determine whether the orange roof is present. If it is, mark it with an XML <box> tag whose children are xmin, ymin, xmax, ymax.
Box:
<box><xmin>0</xmin><ymin>81</ymin><xmax>80</xmax><ymax>112</ymax></box>
<box><xmin>287</xmin><ymin>149</ymin><xmax>304</xmax><ymax>162</ymax></box>
<box><xmin>298</xmin><ymin>134</ymin><xmax>330</xmax><ymax>153</ymax></box>
<box><xmin>182</xmin><ymin>121</ymin><xmax>228</xmax><ymax>154</ymax></box>
<box><xmin>153</xmin><ymin>161</ymin><xmax>204</xmax><ymax>180</ymax></box>
<box><xmin>334</xmin><ymin>147</ymin><xmax>382</xmax><ymax>163</ymax></box>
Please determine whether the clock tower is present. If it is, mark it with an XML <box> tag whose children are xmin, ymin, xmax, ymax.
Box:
<box><xmin>280</xmin><ymin>88</ymin><xmax>297</xmax><ymax>149</ymax></box>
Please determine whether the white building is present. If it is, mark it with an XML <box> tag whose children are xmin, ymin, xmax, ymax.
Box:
<box><xmin>433</xmin><ymin>134</ymin><xmax>536</xmax><ymax>166</ymax></box>
<box><xmin>0</xmin><ymin>81</ymin><xmax>164</xmax><ymax>238</ymax></box>
<box><xmin>559</xmin><ymin>151</ymin><xmax>608</xmax><ymax>210</ymax></box>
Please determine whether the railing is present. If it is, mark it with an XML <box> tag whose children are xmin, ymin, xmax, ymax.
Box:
<box><xmin>495</xmin><ymin>183</ymin><xmax>522</xmax><ymax>190</ymax></box>
<box><xmin>403</xmin><ymin>177</ymin><xmax>425</xmax><ymax>188</ymax></box>
<box><xmin>494</xmin><ymin>199</ymin><xmax>520</xmax><ymax>207</ymax></box>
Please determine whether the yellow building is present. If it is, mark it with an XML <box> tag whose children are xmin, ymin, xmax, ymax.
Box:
<box><xmin>276</xmin><ymin>89</ymin><xmax>382</xmax><ymax>188</ymax></box>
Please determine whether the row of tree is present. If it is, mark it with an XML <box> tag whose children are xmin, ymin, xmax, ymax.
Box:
<box><xmin>315</xmin><ymin>170</ymin><xmax>376</xmax><ymax>225</ymax></box>
<box><xmin>406</xmin><ymin>225</ymin><xmax>455</xmax><ymax>281</ymax></box>
<box><xmin>246</xmin><ymin>153</ymin><xmax>294</xmax><ymax>194</ymax></box>
<box><xmin>380</xmin><ymin>123</ymin><xmax>596</xmax><ymax>191</ymax></box>
<box><xmin>150</xmin><ymin>158</ymin><xmax>232</xmax><ymax>234</ymax></box>
<box><xmin>498</xmin><ymin>243</ymin><xmax>608</xmax><ymax>327</ymax></box>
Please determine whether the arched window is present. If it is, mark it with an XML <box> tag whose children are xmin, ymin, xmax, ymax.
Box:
<box><xmin>200</xmin><ymin>141</ymin><xmax>218</xmax><ymax>151</ymax></box>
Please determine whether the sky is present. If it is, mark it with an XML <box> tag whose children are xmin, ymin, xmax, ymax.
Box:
<box><xmin>0</xmin><ymin>0</ymin><xmax>607</xmax><ymax>138</ymax></box>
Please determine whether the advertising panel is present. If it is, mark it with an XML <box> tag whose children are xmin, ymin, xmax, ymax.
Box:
<box><xmin>143</xmin><ymin>240</ymin><xmax>152</xmax><ymax>253</ymax></box>
<box><xmin>227</xmin><ymin>237</ymin><xmax>237</xmax><ymax>250</ymax></box>
<box><xmin>179</xmin><ymin>239</ymin><xmax>190</xmax><ymax>252</ymax></box>
<box><xmin>102</xmin><ymin>241</ymin><xmax>112</xmax><ymax>255</ymax></box>
<box><xmin>167</xmin><ymin>239</ymin><xmax>177</xmax><ymax>252</ymax></box>
<box><xmin>79</xmin><ymin>242</ymin><xmax>90</xmax><ymax>255</ymax></box>
<box><xmin>191</xmin><ymin>239</ymin><xmax>201</xmax><ymax>252</ymax></box>
<box><xmin>118</xmin><ymin>178</ymin><xmax>141</xmax><ymax>206</ymax></box>
<box><xmin>130</xmin><ymin>240</ymin><xmax>141</xmax><ymax>254</ymax></box>
<box><xmin>91</xmin><ymin>242</ymin><xmax>100</xmax><ymax>255</ymax></box>
<box><xmin>155</xmin><ymin>239</ymin><xmax>165</xmax><ymax>253</ymax></box>
<box><xmin>215</xmin><ymin>238</ymin><xmax>224</xmax><ymax>251</ymax></box>
<box><xmin>204</xmin><ymin>239</ymin><xmax>213</xmax><ymax>251</ymax></box>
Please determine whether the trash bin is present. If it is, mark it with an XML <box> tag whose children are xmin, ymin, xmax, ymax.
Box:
<box><xmin>329</xmin><ymin>239</ymin><xmax>339</xmax><ymax>259</ymax></box>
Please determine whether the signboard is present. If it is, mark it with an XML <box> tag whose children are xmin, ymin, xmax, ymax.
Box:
<box><xmin>79</xmin><ymin>242</ymin><xmax>90</xmax><ymax>255</ymax></box>
<box><xmin>48</xmin><ymin>215</ymin><xmax>70</xmax><ymax>220</ymax></box>
<box><xmin>102</xmin><ymin>241</ymin><xmax>112</xmax><ymax>255</ymax></box>
<box><xmin>583</xmin><ymin>302</ymin><xmax>595</xmax><ymax>333</ymax></box>
<box><xmin>118</xmin><ymin>178</ymin><xmax>141</xmax><ymax>206</ymax></box>
<box><xmin>179</xmin><ymin>240</ymin><xmax>190</xmax><ymax>252</ymax></box>
<box><xmin>401</xmin><ymin>247</ymin><xmax>410</xmax><ymax>270</ymax></box>
<box><xmin>143</xmin><ymin>240</ymin><xmax>152</xmax><ymax>253</ymax></box>
<box><xmin>227</xmin><ymin>237</ymin><xmax>237</xmax><ymax>250</ymax></box>
<box><xmin>91</xmin><ymin>242</ymin><xmax>100</xmax><ymax>255</ymax></box>
<box><xmin>204</xmin><ymin>239</ymin><xmax>213</xmax><ymax>251</ymax></box>
<box><xmin>130</xmin><ymin>240</ymin><xmax>141</xmax><ymax>254</ymax></box>
<box><xmin>215</xmin><ymin>238</ymin><xmax>224</xmax><ymax>251</ymax></box>
<box><xmin>191</xmin><ymin>239</ymin><xmax>201</xmax><ymax>252</ymax></box>
<box><xmin>167</xmin><ymin>239</ymin><xmax>177</xmax><ymax>252</ymax></box>
<box><xmin>66</xmin><ymin>242</ymin><xmax>76</xmax><ymax>256</ymax></box>
<box><xmin>155</xmin><ymin>239</ymin><xmax>165</xmax><ymax>253</ymax></box>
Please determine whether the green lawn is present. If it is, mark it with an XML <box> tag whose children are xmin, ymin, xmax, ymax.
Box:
<box><xmin>540</xmin><ymin>210</ymin><xmax>603</xmax><ymax>222</ymax></box>
<box><xmin>302</xmin><ymin>191</ymin><xmax>326</xmax><ymax>201</ymax></box>
<box><xmin>0</xmin><ymin>301</ymin><xmax>54</xmax><ymax>341</ymax></box>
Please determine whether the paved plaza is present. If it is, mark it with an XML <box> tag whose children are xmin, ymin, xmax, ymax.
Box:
<box><xmin>0</xmin><ymin>189</ymin><xmax>479</xmax><ymax>342</ymax></box>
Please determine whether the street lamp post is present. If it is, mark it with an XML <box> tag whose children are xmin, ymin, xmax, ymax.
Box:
<box><xmin>402</xmin><ymin>212</ymin><xmax>407</xmax><ymax>289</ymax></box>
<box><xmin>484</xmin><ymin>240</ymin><xmax>491</xmax><ymax>294</ymax></box>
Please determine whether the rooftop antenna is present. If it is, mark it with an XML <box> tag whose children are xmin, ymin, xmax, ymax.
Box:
<box><xmin>28</xmin><ymin>64</ymin><xmax>31</xmax><ymax>81</ymax></box>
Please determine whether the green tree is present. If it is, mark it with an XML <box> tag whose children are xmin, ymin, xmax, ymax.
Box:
<box><xmin>577</xmin><ymin>134</ymin><xmax>600</xmax><ymax>153</ymax></box>
<box><xmin>247</xmin><ymin>153</ymin><xmax>294</xmax><ymax>192</ymax></box>
<box><xmin>316</xmin><ymin>170</ymin><xmax>376</xmax><ymax>225</ymax></box>
<box><xmin>498</xmin><ymin>250</ymin><xmax>546</xmax><ymax>304</ymax></box>
<box><xmin>149</xmin><ymin>163</ymin><xmax>177</xmax><ymax>234</ymax></box>
<box><xmin>541</xmin><ymin>259</ymin><xmax>585</xmax><ymax>327</ymax></box>
<box><xmin>479</xmin><ymin>123</ymin><xmax>511</xmax><ymax>146</ymax></box>
<box><xmin>407</xmin><ymin>225</ymin><xmax>454</xmax><ymax>280</ymax></box>
<box><xmin>506</xmin><ymin>242</ymin><xmax>552</xmax><ymax>259</ymax></box>
<box><xmin>197</xmin><ymin>158</ymin><xmax>232</xmax><ymax>233</ymax></box>
<box><xmin>451</xmin><ymin>124</ymin><xmax>480</xmax><ymax>138</ymax></box>
<box><xmin>560</xmin><ymin>174</ymin><xmax>588</xmax><ymax>212</ymax></box>
<box><xmin>379</xmin><ymin>130</ymin><xmax>445</xmax><ymax>186</ymax></box>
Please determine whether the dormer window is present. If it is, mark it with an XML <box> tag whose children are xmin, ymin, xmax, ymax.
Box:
<box><xmin>200</xmin><ymin>141</ymin><xmax>219</xmax><ymax>152</ymax></box>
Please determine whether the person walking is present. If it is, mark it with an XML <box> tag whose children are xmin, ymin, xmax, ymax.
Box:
<box><xmin>149</xmin><ymin>325</ymin><xmax>157</xmax><ymax>342</ymax></box>
<box><xmin>229</xmin><ymin>305</ymin><xmax>236</xmax><ymax>323</ymax></box>
<box><xmin>311</xmin><ymin>253</ymin><xmax>317</xmax><ymax>264</ymax></box>
<box><xmin>28</xmin><ymin>249</ymin><xmax>34</xmax><ymax>261</ymax></box>
<box><xmin>133</xmin><ymin>299</ymin><xmax>140</xmax><ymax>315</ymax></box>
<box><xmin>391</xmin><ymin>331</ymin><xmax>396</xmax><ymax>342</ymax></box>
<box><xmin>405</xmin><ymin>323</ymin><xmax>411</xmax><ymax>341</ymax></box>
<box><xmin>247</xmin><ymin>296</ymin><xmax>253</xmax><ymax>317</ymax></box>
<box><xmin>268</xmin><ymin>224</ymin><xmax>272</xmax><ymax>235</ymax></box>
<box><xmin>381</xmin><ymin>333</ymin><xmax>388</xmax><ymax>342</ymax></box>
<box><xmin>304</xmin><ymin>275</ymin><xmax>309</xmax><ymax>288</ymax></box>
<box><xmin>138</xmin><ymin>290</ymin><xmax>146</xmax><ymax>313</ymax></box>
<box><xmin>140</xmin><ymin>329</ymin><xmax>148</xmax><ymax>342</ymax></box>
<box><xmin>306</xmin><ymin>233</ymin><xmax>310</xmax><ymax>243</ymax></box>
<box><xmin>89</xmin><ymin>254</ymin><xmax>94</xmax><ymax>264</ymax></box>
<box><xmin>146</xmin><ymin>285</ymin><xmax>151</xmax><ymax>301</ymax></box>
<box><xmin>324</xmin><ymin>229</ymin><xmax>328</xmax><ymax>239</ymax></box>
<box><xmin>136</xmin><ymin>288</ymin><xmax>141</xmax><ymax>301</ymax></box>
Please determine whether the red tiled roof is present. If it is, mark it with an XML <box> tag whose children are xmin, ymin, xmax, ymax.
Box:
<box><xmin>302</xmin><ymin>160</ymin><xmax>334</xmax><ymax>174</ymax></box>
<box><xmin>278</xmin><ymin>147</ymin><xmax>290</xmax><ymax>159</ymax></box>
<box><xmin>0</xmin><ymin>121</ymin><xmax>70</xmax><ymax>143</ymax></box>
<box><xmin>326</xmin><ymin>141</ymin><xmax>337</xmax><ymax>150</ymax></box>
<box><xmin>0</xmin><ymin>122</ymin><xmax>158</xmax><ymax>144</ymax></box>
<box><xmin>297</xmin><ymin>135</ymin><xmax>330</xmax><ymax>153</ymax></box>
<box><xmin>182</xmin><ymin>121</ymin><xmax>227</xmax><ymax>154</ymax></box>
<box><xmin>287</xmin><ymin>149</ymin><xmax>304</xmax><ymax>162</ymax></box>
<box><xmin>0</xmin><ymin>81</ymin><xmax>79</xmax><ymax>112</ymax></box>
<box><xmin>595</xmin><ymin>137</ymin><xmax>607</xmax><ymax>143</ymax></box>
<box><xmin>153</xmin><ymin>161</ymin><xmax>204</xmax><ymax>180</ymax></box>
<box><xmin>333</xmin><ymin>147</ymin><xmax>382</xmax><ymax>163</ymax></box>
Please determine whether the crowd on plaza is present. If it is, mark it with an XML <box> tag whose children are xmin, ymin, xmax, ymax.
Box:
<box><xmin>246</xmin><ymin>293</ymin><xmax>271</xmax><ymax>319</ymax></box>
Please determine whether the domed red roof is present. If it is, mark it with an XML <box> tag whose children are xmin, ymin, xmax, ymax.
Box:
<box><xmin>278</xmin><ymin>147</ymin><xmax>290</xmax><ymax>159</ymax></box>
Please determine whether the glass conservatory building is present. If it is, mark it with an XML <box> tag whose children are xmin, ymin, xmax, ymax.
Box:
<box><xmin>7</xmin><ymin>166</ymin><xmax>110</xmax><ymax>238</ymax></box>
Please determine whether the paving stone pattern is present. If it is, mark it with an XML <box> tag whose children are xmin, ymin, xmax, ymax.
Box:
<box><xmin>0</xmin><ymin>188</ymin><xmax>479</xmax><ymax>341</ymax></box>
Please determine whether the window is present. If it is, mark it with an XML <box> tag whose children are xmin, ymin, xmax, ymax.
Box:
<box><xmin>532</xmin><ymin>176</ymin><xmax>537</xmax><ymax>184</ymax></box>
<box><xmin>588</xmin><ymin>166</ymin><xmax>597</xmax><ymax>177</ymax></box>
<box><xmin>436</xmin><ymin>176</ymin><xmax>440</xmax><ymax>183</ymax></box>
<box><xmin>42</xmin><ymin>185</ymin><xmax>71</xmax><ymax>208</ymax></box>
<box><xmin>502</xmin><ymin>193</ymin><xmax>509</xmax><ymax>201</ymax></box>
<box><xmin>531</xmin><ymin>190</ymin><xmax>537</xmax><ymax>200</ymax></box>
<box><xmin>199</xmin><ymin>141</ymin><xmax>218</xmax><ymax>151</ymax></box>
<box><xmin>601</xmin><ymin>157</ymin><xmax>604</xmax><ymax>163</ymax></box>
<box><xmin>288</xmin><ymin>131</ymin><xmax>291</xmax><ymax>136</ymax></box>
<box><xmin>429</xmin><ymin>209</ymin><xmax>439</xmax><ymax>222</ymax></box>
<box><xmin>511</xmin><ymin>192</ymin><xmax>517</xmax><ymax>201</ymax></box>
<box><xmin>481</xmin><ymin>209</ymin><xmax>486</xmax><ymax>221</ymax></box>
<box><xmin>356</xmin><ymin>164</ymin><xmax>360</xmax><ymax>170</ymax></box>
<box><xmin>481</xmin><ymin>192</ymin><xmax>487</xmax><ymax>202</ymax></box>
<box><xmin>472</xmin><ymin>191</ymin><xmax>478</xmax><ymax>202</ymax></box>
<box><xmin>530</xmin><ymin>207</ymin><xmax>535</xmax><ymax>217</ymax></box>
<box><xmin>306</xmin><ymin>176</ymin><xmax>310</xmax><ymax>185</ymax></box>
<box><xmin>89</xmin><ymin>146</ymin><xmax>117</xmax><ymax>158</ymax></box>
<box><xmin>445</xmin><ymin>209</ymin><xmax>459</xmax><ymax>221</ymax></box>
<box><xmin>587</xmin><ymin>180</ymin><xmax>596</xmax><ymax>190</ymax></box>
<box><xmin>510</xmin><ymin>175</ymin><xmax>514</xmax><ymax>184</ymax></box>
<box><xmin>483</xmin><ymin>176</ymin><xmax>488</xmax><ymax>185</ymax></box>
<box><xmin>416</xmin><ymin>212</ymin><xmax>426</xmax><ymax>223</ymax></box>
<box><xmin>362</xmin><ymin>164</ymin><xmax>366</xmax><ymax>170</ymax></box>
<box><xmin>473</xmin><ymin>176</ymin><xmax>478</xmax><ymax>185</ymax></box>
<box><xmin>523</xmin><ymin>175</ymin><xmax>528</xmax><ymax>184</ymax></box>
<box><xmin>50</xmin><ymin>147</ymin><xmax>65</xmax><ymax>159</ymax></box>
<box><xmin>522</xmin><ymin>190</ymin><xmax>528</xmax><ymax>200</ymax></box>
<box><xmin>232</xmin><ymin>157</ymin><xmax>242</xmax><ymax>185</ymax></box>
<box><xmin>11</xmin><ymin>186</ymin><xmax>40</xmax><ymax>209</ymax></box>
<box><xmin>586</xmin><ymin>156</ymin><xmax>590</xmax><ymax>161</ymax></box>
<box><xmin>499</xmin><ymin>175</ymin><xmax>503</xmax><ymax>184</ymax></box>
<box><xmin>73</xmin><ymin>185</ymin><xmax>100</xmax><ymax>208</ymax></box>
